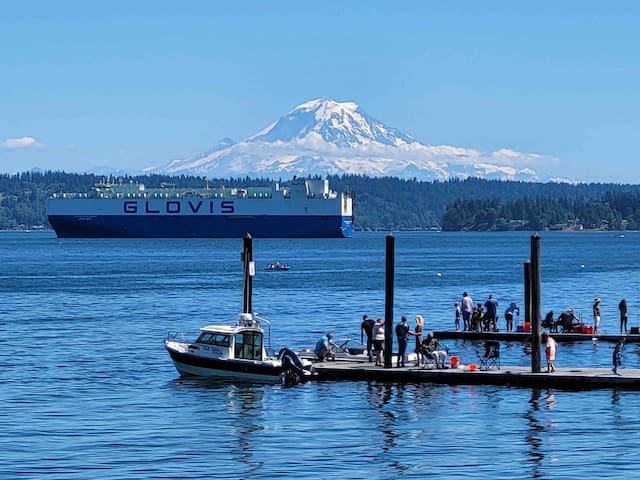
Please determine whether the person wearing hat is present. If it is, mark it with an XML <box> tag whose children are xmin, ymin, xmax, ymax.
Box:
<box><xmin>593</xmin><ymin>298</ymin><xmax>601</xmax><ymax>335</ymax></box>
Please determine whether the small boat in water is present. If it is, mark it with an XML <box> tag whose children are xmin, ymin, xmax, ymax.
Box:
<box><xmin>265</xmin><ymin>262</ymin><xmax>290</xmax><ymax>271</ymax></box>
<box><xmin>165</xmin><ymin>313</ymin><xmax>314</xmax><ymax>383</ymax></box>
<box><xmin>165</xmin><ymin>234</ymin><xmax>313</xmax><ymax>384</ymax></box>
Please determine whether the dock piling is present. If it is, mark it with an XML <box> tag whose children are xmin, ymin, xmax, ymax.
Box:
<box><xmin>530</xmin><ymin>234</ymin><xmax>542</xmax><ymax>373</ymax></box>
<box><xmin>242</xmin><ymin>233</ymin><xmax>253</xmax><ymax>314</ymax></box>
<box><xmin>524</xmin><ymin>261</ymin><xmax>531</xmax><ymax>329</ymax></box>
<box><xmin>384</xmin><ymin>234</ymin><xmax>395</xmax><ymax>368</ymax></box>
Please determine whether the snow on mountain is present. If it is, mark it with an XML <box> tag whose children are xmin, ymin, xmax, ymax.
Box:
<box><xmin>147</xmin><ymin>99</ymin><xmax>552</xmax><ymax>181</ymax></box>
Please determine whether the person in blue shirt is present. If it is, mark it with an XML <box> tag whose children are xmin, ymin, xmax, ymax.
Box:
<box><xmin>484</xmin><ymin>295</ymin><xmax>499</xmax><ymax>331</ymax></box>
<box><xmin>315</xmin><ymin>332</ymin><xmax>338</xmax><ymax>362</ymax></box>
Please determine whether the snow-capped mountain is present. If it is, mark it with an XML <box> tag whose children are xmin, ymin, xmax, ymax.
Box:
<box><xmin>146</xmin><ymin>99</ymin><xmax>551</xmax><ymax>181</ymax></box>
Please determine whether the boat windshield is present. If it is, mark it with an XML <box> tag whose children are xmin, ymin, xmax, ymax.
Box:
<box><xmin>196</xmin><ymin>332</ymin><xmax>231</xmax><ymax>347</ymax></box>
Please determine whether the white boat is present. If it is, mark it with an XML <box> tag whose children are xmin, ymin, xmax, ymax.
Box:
<box><xmin>165</xmin><ymin>235</ymin><xmax>314</xmax><ymax>384</ymax></box>
<box><xmin>265</xmin><ymin>262</ymin><xmax>290</xmax><ymax>271</ymax></box>
<box><xmin>298</xmin><ymin>337</ymin><xmax>418</xmax><ymax>364</ymax></box>
<box><xmin>165</xmin><ymin>312</ymin><xmax>314</xmax><ymax>383</ymax></box>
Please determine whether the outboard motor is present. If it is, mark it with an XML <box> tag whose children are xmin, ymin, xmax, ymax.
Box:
<box><xmin>278</xmin><ymin>348</ymin><xmax>314</xmax><ymax>385</ymax></box>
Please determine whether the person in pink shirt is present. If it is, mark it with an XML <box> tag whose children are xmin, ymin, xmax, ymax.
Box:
<box><xmin>542</xmin><ymin>332</ymin><xmax>557</xmax><ymax>373</ymax></box>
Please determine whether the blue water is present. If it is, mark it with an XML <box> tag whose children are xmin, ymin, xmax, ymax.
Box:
<box><xmin>1</xmin><ymin>231</ymin><xmax>640</xmax><ymax>479</ymax></box>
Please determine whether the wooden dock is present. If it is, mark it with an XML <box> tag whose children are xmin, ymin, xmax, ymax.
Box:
<box><xmin>433</xmin><ymin>330</ymin><xmax>639</xmax><ymax>343</ymax></box>
<box><xmin>313</xmin><ymin>362</ymin><xmax>640</xmax><ymax>389</ymax></box>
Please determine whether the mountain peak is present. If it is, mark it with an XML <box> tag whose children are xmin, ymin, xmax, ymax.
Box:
<box><xmin>295</xmin><ymin>98</ymin><xmax>360</xmax><ymax>119</ymax></box>
<box><xmin>148</xmin><ymin>98</ymin><xmax>549</xmax><ymax>182</ymax></box>
<box><xmin>247</xmin><ymin>98</ymin><xmax>417</xmax><ymax>148</ymax></box>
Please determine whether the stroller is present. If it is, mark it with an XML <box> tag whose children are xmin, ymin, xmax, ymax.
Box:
<box><xmin>476</xmin><ymin>341</ymin><xmax>500</xmax><ymax>370</ymax></box>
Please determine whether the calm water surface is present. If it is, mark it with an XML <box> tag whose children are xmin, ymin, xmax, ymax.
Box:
<box><xmin>1</xmin><ymin>231</ymin><xmax>639</xmax><ymax>479</ymax></box>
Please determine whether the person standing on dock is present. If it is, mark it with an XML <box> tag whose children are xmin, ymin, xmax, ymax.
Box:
<box><xmin>410</xmin><ymin>315</ymin><xmax>424</xmax><ymax>366</ymax></box>
<box><xmin>484</xmin><ymin>295</ymin><xmax>498</xmax><ymax>332</ymax></box>
<box><xmin>360</xmin><ymin>314</ymin><xmax>375</xmax><ymax>362</ymax></box>
<box><xmin>619</xmin><ymin>299</ymin><xmax>628</xmax><ymax>334</ymax></box>
<box><xmin>454</xmin><ymin>303</ymin><xmax>461</xmax><ymax>332</ymax></box>
<box><xmin>462</xmin><ymin>292</ymin><xmax>473</xmax><ymax>331</ymax></box>
<box><xmin>372</xmin><ymin>318</ymin><xmax>385</xmax><ymax>366</ymax></box>
<box><xmin>504</xmin><ymin>302</ymin><xmax>519</xmax><ymax>332</ymax></box>
<box><xmin>612</xmin><ymin>338</ymin><xmax>624</xmax><ymax>375</ymax></box>
<box><xmin>542</xmin><ymin>332</ymin><xmax>557</xmax><ymax>373</ymax></box>
<box><xmin>593</xmin><ymin>298</ymin><xmax>601</xmax><ymax>334</ymax></box>
<box><xmin>395</xmin><ymin>316</ymin><xmax>410</xmax><ymax>367</ymax></box>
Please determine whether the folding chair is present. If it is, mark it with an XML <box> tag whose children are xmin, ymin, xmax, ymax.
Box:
<box><xmin>477</xmin><ymin>341</ymin><xmax>500</xmax><ymax>370</ymax></box>
<box><xmin>420</xmin><ymin>337</ymin><xmax>448</xmax><ymax>368</ymax></box>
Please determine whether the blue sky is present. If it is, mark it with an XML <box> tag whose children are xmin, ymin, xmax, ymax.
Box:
<box><xmin>1</xmin><ymin>1</ymin><xmax>639</xmax><ymax>182</ymax></box>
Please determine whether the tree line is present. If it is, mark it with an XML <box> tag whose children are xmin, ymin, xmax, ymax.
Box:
<box><xmin>2</xmin><ymin>170</ymin><xmax>640</xmax><ymax>231</ymax></box>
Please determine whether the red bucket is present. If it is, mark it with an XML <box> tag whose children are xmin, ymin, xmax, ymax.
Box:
<box><xmin>450</xmin><ymin>356</ymin><xmax>460</xmax><ymax>369</ymax></box>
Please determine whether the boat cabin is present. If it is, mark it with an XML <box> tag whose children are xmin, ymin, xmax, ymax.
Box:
<box><xmin>190</xmin><ymin>313</ymin><xmax>268</xmax><ymax>362</ymax></box>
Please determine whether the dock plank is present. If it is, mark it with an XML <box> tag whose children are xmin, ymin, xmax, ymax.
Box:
<box><xmin>313</xmin><ymin>362</ymin><xmax>640</xmax><ymax>389</ymax></box>
<box><xmin>433</xmin><ymin>330</ymin><xmax>639</xmax><ymax>343</ymax></box>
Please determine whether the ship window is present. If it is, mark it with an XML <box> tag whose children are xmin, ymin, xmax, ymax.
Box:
<box><xmin>234</xmin><ymin>332</ymin><xmax>262</xmax><ymax>360</ymax></box>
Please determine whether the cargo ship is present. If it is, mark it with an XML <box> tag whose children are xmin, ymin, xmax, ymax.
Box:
<box><xmin>47</xmin><ymin>177</ymin><xmax>353</xmax><ymax>238</ymax></box>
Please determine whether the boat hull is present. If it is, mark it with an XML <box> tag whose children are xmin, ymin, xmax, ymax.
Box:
<box><xmin>48</xmin><ymin>214</ymin><xmax>352</xmax><ymax>238</ymax></box>
<box><xmin>166</xmin><ymin>342</ymin><xmax>284</xmax><ymax>383</ymax></box>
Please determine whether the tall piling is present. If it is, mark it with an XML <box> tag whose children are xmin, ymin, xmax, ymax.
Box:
<box><xmin>524</xmin><ymin>261</ymin><xmax>531</xmax><ymax>328</ymax></box>
<box><xmin>530</xmin><ymin>234</ymin><xmax>542</xmax><ymax>373</ymax></box>
<box><xmin>384</xmin><ymin>234</ymin><xmax>395</xmax><ymax>368</ymax></box>
<box><xmin>242</xmin><ymin>233</ymin><xmax>253</xmax><ymax>314</ymax></box>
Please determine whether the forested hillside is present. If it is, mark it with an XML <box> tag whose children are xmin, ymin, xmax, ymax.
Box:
<box><xmin>2</xmin><ymin>171</ymin><xmax>640</xmax><ymax>231</ymax></box>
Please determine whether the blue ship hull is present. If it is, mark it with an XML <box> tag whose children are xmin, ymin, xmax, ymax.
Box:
<box><xmin>48</xmin><ymin>214</ymin><xmax>353</xmax><ymax>238</ymax></box>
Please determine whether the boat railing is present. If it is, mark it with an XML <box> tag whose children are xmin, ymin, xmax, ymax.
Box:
<box><xmin>166</xmin><ymin>331</ymin><xmax>189</xmax><ymax>344</ymax></box>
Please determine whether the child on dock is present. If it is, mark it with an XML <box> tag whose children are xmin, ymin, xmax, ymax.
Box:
<box><xmin>612</xmin><ymin>339</ymin><xmax>624</xmax><ymax>375</ymax></box>
<box><xmin>542</xmin><ymin>333</ymin><xmax>557</xmax><ymax>373</ymax></box>
<box><xmin>454</xmin><ymin>303</ymin><xmax>461</xmax><ymax>332</ymax></box>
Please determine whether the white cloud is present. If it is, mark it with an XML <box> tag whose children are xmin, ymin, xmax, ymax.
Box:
<box><xmin>0</xmin><ymin>136</ymin><xmax>43</xmax><ymax>149</ymax></box>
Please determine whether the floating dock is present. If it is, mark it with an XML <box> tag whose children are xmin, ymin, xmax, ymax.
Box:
<box><xmin>433</xmin><ymin>330</ymin><xmax>639</xmax><ymax>343</ymax></box>
<box><xmin>313</xmin><ymin>363</ymin><xmax>640</xmax><ymax>389</ymax></box>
